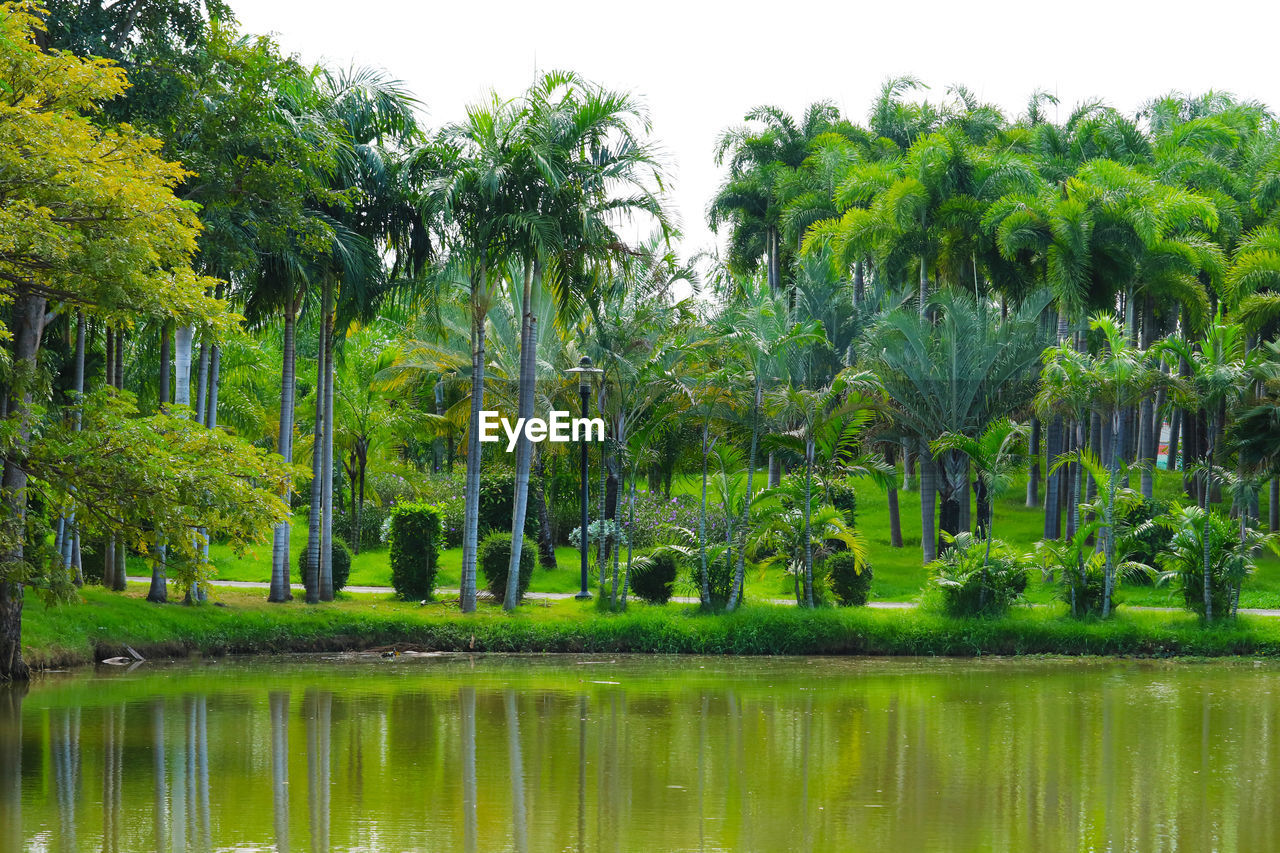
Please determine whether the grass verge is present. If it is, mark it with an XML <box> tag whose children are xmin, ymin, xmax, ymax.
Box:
<box><xmin>22</xmin><ymin>585</ymin><xmax>1280</xmax><ymax>672</ymax></box>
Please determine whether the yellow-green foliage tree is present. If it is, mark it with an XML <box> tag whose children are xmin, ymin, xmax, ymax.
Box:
<box><xmin>0</xmin><ymin>3</ymin><xmax>295</xmax><ymax>680</ymax></box>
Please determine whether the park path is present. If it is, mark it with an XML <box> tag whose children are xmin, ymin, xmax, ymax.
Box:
<box><xmin>126</xmin><ymin>576</ymin><xmax>1280</xmax><ymax>616</ymax></box>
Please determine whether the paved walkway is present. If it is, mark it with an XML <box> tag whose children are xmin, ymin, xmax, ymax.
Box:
<box><xmin>127</xmin><ymin>576</ymin><xmax>1275</xmax><ymax>615</ymax></box>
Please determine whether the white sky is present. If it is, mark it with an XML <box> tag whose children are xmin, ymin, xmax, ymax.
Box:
<box><xmin>236</xmin><ymin>0</ymin><xmax>1280</xmax><ymax>260</ymax></box>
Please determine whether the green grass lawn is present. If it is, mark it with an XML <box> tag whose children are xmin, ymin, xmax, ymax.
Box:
<box><xmin>196</xmin><ymin>467</ymin><xmax>1279</xmax><ymax>609</ymax></box>
<box><xmin>25</xmin><ymin>584</ymin><xmax>1280</xmax><ymax>672</ymax></box>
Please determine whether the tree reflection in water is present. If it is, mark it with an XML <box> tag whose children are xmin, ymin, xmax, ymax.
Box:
<box><xmin>7</xmin><ymin>657</ymin><xmax>1280</xmax><ymax>852</ymax></box>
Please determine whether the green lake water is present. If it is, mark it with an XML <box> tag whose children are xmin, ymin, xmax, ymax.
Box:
<box><xmin>2</xmin><ymin>654</ymin><xmax>1279</xmax><ymax>852</ymax></box>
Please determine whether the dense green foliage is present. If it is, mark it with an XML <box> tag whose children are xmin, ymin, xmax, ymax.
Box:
<box><xmin>388</xmin><ymin>504</ymin><xmax>442</xmax><ymax>601</ymax></box>
<box><xmin>9</xmin><ymin>0</ymin><xmax>1280</xmax><ymax>681</ymax></box>
<box><xmin>478</xmin><ymin>532</ymin><xmax>536</xmax><ymax>605</ymax></box>
<box><xmin>630</xmin><ymin>550</ymin><xmax>679</xmax><ymax>604</ymax></box>
<box><xmin>929</xmin><ymin>534</ymin><xmax>1030</xmax><ymax>617</ymax></box>
<box><xmin>297</xmin><ymin>537</ymin><xmax>351</xmax><ymax>593</ymax></box>
<box><xmin>825</xmin><ymin>551</ymin><xmax>873</xmax><ymax>606</ymax></box>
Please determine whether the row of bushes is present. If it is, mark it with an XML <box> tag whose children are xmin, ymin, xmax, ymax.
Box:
<box><xmin>623</xmin><ymin>547</ymin><xmax>873</xmax><ymax>609</ymax></box>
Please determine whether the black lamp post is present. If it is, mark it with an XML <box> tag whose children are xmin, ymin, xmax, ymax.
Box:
<box><xmin>566</xmin><ymin>356</ymin><xmax>602</xmax><ymax>600</ymax></box>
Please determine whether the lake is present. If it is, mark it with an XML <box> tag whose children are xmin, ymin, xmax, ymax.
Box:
<box><xmin>2</xmin><ymin>654</ymin><xmax>1278</xmax><ymax>851</ymax></box>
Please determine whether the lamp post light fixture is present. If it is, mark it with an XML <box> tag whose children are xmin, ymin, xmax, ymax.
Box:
<box><xmin>565</xmin><ymin>356</ymin><xmax>603</xmax><ymax>600</ymax></box>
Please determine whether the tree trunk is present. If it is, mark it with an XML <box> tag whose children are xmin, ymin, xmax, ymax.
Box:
<box><xmin>148</xmin><ymin>325</ymin><xmax>173</xmax><ymax>605</ymax></box>
<box><xmin>459</xmin><ymin>268</ymin><xmax>488</xmax><ymax>613</ymax></box>
<box><xmin>958</xmin><ymin>456</ymin><xmax>972</xmax><ymax>534</ymax></box>
<box><xmin>728</xmin><ymin>378</ymin><xmax>762</xmax><ymax>611</ymax></box>
<box><xmin>802</xmin><ymin>440</ymin><xmax>815</xmax><ymax>608</ymax></box>
<box><xmin>0</xmin><ymin>288</ymin><xmax>46</xmax><ymax>680</ymax></box>
<box><xmin>269</xmin><ymin>306</ymin><xmax>297</xmax><ymax>603</ymax></box>
<box><xmin>919</xmin><ymin>437</ymin><xmax>938</xmax><ymax>564</ymax></box>
<box><xmin>937</xmin><ymin>449</ymin><xmax>966</xmax><ymax>549</ymax></box>
<box><xmin>319</xmin><ymin>321</ymin><xmax>335</xmax><ymax>602</ymax></box>
<box><xmin>505</xmin><ymin>261</ymin><xmax>537</xmax><ymax>610</ymax></box>
<box><xmin>305</xmin><ymin>278</ymin><xmax>332</xmax><ymax>604</ymax></box>
<box><xmin>698</xmin><ymin>419</ymin><xmax>711</xmax><ymax>608</ymax></box>
<box><xmin>62</xmin><ymin>313</ymin><xmax>87</xmax><ymax>584</ymax></box>
<box><xmin>1043</xmin><ymin>416</ymin><xmax>1064</xmax><ymax>539</ymax></box>
<box><xmin>1026</xmin><ymin>417</ymin><xmax>1040</xmax><ymax>507</ymax></box>
<box><xmin>1270</xmin><ymin>478</ymin><xmax>1279</xmax><ymax>534</ymax></box>
<box><xmin>885</xmin><ymin>443</ymin><xmax>903</xmax><ymax>548</ymax></box>
<box><xmin>1165</xmin><ymin>406</ymin><xmax>1180</xmax><ymax>474</ymax></box>
<box><xmin>533</xmin><ymin>448</ymin><xmax>556</xmax><ymax>569</ymax></box>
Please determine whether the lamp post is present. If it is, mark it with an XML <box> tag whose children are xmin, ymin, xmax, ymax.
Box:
<box><xmin>566</xmin><ymin>356</ymin><xmax>603</xmax><ymax>600</ymax></box>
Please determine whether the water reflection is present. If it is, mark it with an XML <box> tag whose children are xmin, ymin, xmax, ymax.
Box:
<box><xmin>1</xmin><ymin>684</ymin><xmax>24</xmax><ymax>853</ymax></box>
<box><xmin>270</xmin><ymin>691</ymin><xmax>290</xmax><ymax>853</ymax></box>
<box><xmin>7</xmin><ymin>657</ymin><xmax>1280</xmax><ymax>851</ymax></box>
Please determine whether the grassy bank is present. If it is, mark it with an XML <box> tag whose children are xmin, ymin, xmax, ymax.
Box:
<box><xmin>22</xmin><ymin>585</ymin><xmax>1280</xmax><ymax>672</ymax></box>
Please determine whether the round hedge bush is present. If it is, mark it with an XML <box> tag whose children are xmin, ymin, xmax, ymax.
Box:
<box><xmin>295</xmin><ymin>536</ymin><xmax>352</xmax><ymax>592</ymax></box>
<box><xmin>478</xmin><ymin>531</ymin><xmax>536</xmax><ymax>605</ymax></box>
<box><xmin>825</xmin><ymin>551</ymin><xmax>872</xmax><ymax>606</ymax></box>
<box><xmin>388</xmin><ymin>503</ymin><xmax>442</xmax><ymax>601</ymax></box>
<box><xmin>630</xmin><ymin>550</ymin><xmax>678</xmax><ymax>604</ymax></box>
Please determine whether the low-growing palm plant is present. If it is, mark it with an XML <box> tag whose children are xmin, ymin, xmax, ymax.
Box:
<box><xmin>748</xmin><ymin>497</ymin><xmax>866</xmax><ymax>606</ymax></box>
<box><xmin>1156</xmin><ymin>504</ymin><xmax>1279</xmax><ymax>620</ymax></box>
<box><xmin>929</xmin><ymin>532</ymin><xmax>1029</xmax><ymax>617</ymax></box>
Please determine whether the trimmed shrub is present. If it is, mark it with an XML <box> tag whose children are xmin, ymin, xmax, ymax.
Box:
<box><xmin>389</xmin><ymin>503</ymin><xmax>442</xmax><ymax>601</ymax></box>
<box><xmin>478</xmin><ymin>531</ymin><xmax>537</xmax><ymax>605</ymax></box>
<box><xmin>929</xmin><ymin>533</ymin><xmax>1029</xmax><ymax>617</ymax></box>
<box><xmin>295</xmin><ymin>537</ymin><xmax>352</xmax><ymax>593</ymax></box>
<box><xmin>825</xmin><ymin>551</ymin><xmax>873</xmax><ymax>606</ymax></box>
<box><xmin>685</xmin><ymin>549</ymin><xmax>734</xmax><ymax>608</ymax></box>
<box><xmin>629</xmin><ymin>550</ymin><xmax>679</xmax><ymax>604</ymax></box>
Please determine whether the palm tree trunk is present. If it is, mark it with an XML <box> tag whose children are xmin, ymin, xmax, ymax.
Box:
<box><xmin>148</xmin><ymin>332</ymin><xmax>169</xmax><ymax>605</ymax></box>
<box><xmin>1026</xmin><ymin>417</ymin><xmax>1040</xmax><ymax>507</ymax></box>
<box><xmin>1271</xmin><ymin>479</ymin><xmax>1279</xmax><ymax>534</ymax></box>
<box><xmin>269</xmin><ymin>305</ymin><xmax>297</xmax><ymax>602</ymax></box>
<box><xmin>505</xmin><ymin>261</ymin><xmax>537</xmax><ymax>611</ymax></box>
<box><xmin>802</xmin><ymin>439</ymin><xmax>815</xmax><ymax>608</ymax></box>
<box><xmin>305</xmin><ymin>277</ymin><xmax>332</xmax><ymax>605</ymax></box>
<box><xmin>621</xmin><ymin>472</ymin><xmax>637</xmax><ymax>606</ymax></box>
<box><xmin>885</xmin><ymin>442</ymin><xmax>903</xmax><ymax>548</ymax></box>
<box><xmin>1203</xmin><ymin>417</ymin><xmax>1216</xmax><ymax>621</ymax></box>
<box><xmin>919</xmin><ymin>437</ymin><xmax>937</xmax><ymax>564</ymax></box>
<box><xmin>1166</xmin><ymin>406</ymin><xmax>1180</xmax><ymax>473</ymax></box>
<box><xmin>728</xmin><ymin>378</ymin><xmax>761</xmax><ymax>611</ymax></box>
<box><xmin>319</xmin><ymin>321</ymin><xmax>335</xmax><ymax>602</ymax></box>
<box><xmin>533</xmin><ymin>448</ymin><xmax>556</xmax><ymax>568</ymax></box>
<box><xmin>61</xmin><ymin>313</ymin><xmax>87</xmax><ymax>584</ymax></box>
<box><xmin>1103</xmin><ymin>410</ymin><xmax>1121</xmax><ymax>618</ymax></box>
<box><xmin>1043</xmin><ymin>416</ymin><xmax>1064</xmax><ymax>539</ymax></box>
<box><xmin>0</xmin><ymin>287</ymin><xmax>46</xmax><ymax>680</ymax></box>
<box><xmin>459</xmin><ymin>267</ymin><xmax>488</xmax><ymax>614</ymax></box>
<box><xmin>698</xmin><ymin>419</ymin><xmax>710</xmax><ymax>608</ymax></box>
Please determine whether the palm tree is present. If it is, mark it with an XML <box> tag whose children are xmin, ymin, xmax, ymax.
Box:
<box><xmin>762</xmin><ymin>375</ymin><xmax>881</xmax><ymax>607</ymax></box>
<box><xmin>504</xmin><ymin>76</ymin><xmax>670</xmax><ymax>610</ymax></box>
<box><xmin>1164</xmin><ymin>315</ymin><xmax>1257</xmax><ymax>620</ymax></box>
<box><xmin>712</xmin><ymin>273</ymin><xmax>823</xmax><ymax>610</ymax></box>
<box><xmin>932</xmin><ymin>418</ymin><xmax>1028</xmax><ymax>566</ymax></box>
<box><xmin>709</xmin><ymin>102</ymin><xmax>841</xmax><ymax>293</ymax></box>
<box><xmin>418</xmin><ymin>93</ymin><xmax>545</xmax><ymax>613</ymax></box>
<box><xmin>862</xmin><ymin>289</ymin><xmax>1050</xmax><ymax>563</ymax></box>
